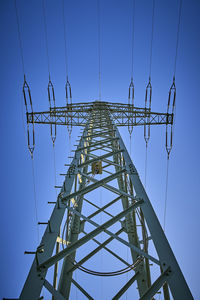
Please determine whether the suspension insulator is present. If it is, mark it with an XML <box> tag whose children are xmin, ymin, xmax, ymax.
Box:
<box><xmin>65</xmin><ymin>77</ymin><xmax>72</xmax><ymax>106</ymax></box>
<box><xmin>66</xmin><ymin>77</ymin><xmax>73</xmax><ymax>135</ymax></box>
<box><xmin>47</xmin><ymin>77</ymin><xmax>56</xmax><ymax>145</ymax></box>
<box><xmin>145</xmin><ymin>77</ymin><xmax>152</xmax><ymax>110</ymax></box>
<box><xmin>166</xmin><ymin>124</ymin><xmax>173</xmax><ymax>158</ymax></box>
<box><xmin>128</xmin><ymin>78</ymin><xmax>134</xmax><ymax>135</ymax></box>
<box><xmin>144</xmin><ymin>124</ymin><xmax>150</xmax><ymax>146</ymax></box>
<box><xmin>27</xmin><ymin>123</ymin><xmax>35</xmax><ymax>158</ymax></box>
<box><xmin>128</xmin><ymin>77</ymin><xmax>134</xmax><ymax>106</ymax></box>
<box><xmin>128</xmin><ymin>122</ymin><xmax>133</xmax><ymax>136</ymax></box>
<box><xmin>48</xmin><ymin>77</ymin><xmax>56</xmax><ymax>110</ymax></box>
<box><xmin>23</xmin><ymin>75</ymin><xmax>33</xmax><ymax>113</ymax></box>
<box><xmin>50</xmin><ymin>123</ymin><xmax>56</xmax><ymax>146</ymax></box>
<box><xmin>23</xmin><ymin>75</ymin><xmax>35</xmax><ymax>157</ymax></box>
<box><xmin>167</xmin><ymin>76</ymin><xmax>176</xmax><ymax>115</ymax></box>
<box><xmin>144</xmin><ymin>77</ymin><xmax>152</xmax><ymax>146</ymax></box>
<box><xmin>66</xmin><ymin>103</ymin><xmax>72</xmax><ymax>135</ymax></box>
<box><xmin>166</xmin><ymin>76</ymin><xmax>176</xmax><ymax>158</ymax></box>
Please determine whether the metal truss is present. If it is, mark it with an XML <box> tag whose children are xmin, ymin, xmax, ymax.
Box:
<box><xmin>18</xmin><ymin>103</ymin><xmax>193</xmax><ymax>300</ymax></box>
<box><xmin>26</xmin><ymin>101</ymin><xmax>173</xmax><ymax>127</ymax></box>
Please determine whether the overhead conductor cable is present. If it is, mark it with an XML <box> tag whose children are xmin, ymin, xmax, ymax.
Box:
<box><xmin>144</xmin><ymin>0</ymin><xmax>154</xmax><ymax>189</ymax></box>
<box><xmin>42</xmin><ymin>0</ymin><xmax>57</xmax><ymax>146</ymax></box>
<box><xmin>62</xmin><ymin>0</ymin><xmax>73</xmax><ymax>135</ymax></box>
<box><xmin>15</xmin><ymin>0</ymin><xmax>39</xmax><ymax>242</ymax></box>
<box><xmin>97</xmin><ymin>0</ymin><xmax>101</xmax><ymax>101</ymax></box>
<box><xmin>128</xmin><ymin>0</ymin><xmax>135</xmax><ymax>145</ymax></box>
<box><xmin>164</xmin><ymin>0</ymin><xmax>182</xmax><ymax>231</ymax></box>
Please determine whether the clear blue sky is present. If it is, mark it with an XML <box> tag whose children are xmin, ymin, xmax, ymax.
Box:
<box><xmin>0</xmin><ymin>0</ymin><xmax>199</xmax><ymax>299</ymax></box>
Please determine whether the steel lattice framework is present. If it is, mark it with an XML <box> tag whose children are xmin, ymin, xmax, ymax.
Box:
<box><xmin>26</xmin><ymin>101</ymin><xmax>173</xmax><ymax>127</ymax></box>
<box><xmin>17</xmin><ymin>101</ymin><xmax>193</xmax><ymax>300</ymax></box>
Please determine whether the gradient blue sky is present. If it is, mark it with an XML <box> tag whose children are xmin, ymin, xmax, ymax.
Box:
<box><xmin>0</xmin><ymin>0</ymin><xmax>200</xmax><ymax>299</ymax></box>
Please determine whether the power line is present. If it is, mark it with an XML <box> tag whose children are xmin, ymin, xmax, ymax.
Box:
<box><xmin>174</xmin><ymin>0</ymin><xmax>183</xmax><ymax>77</ymax></box>
<box><xmin>130</xmin><ymin>0</ymin><xmax>135</xmax><ymax>79</ymax></box>
<box><xmin>144</xmin><ymin>0</ymin><xmax>154</xmax><ymax>189</ymax></box>
<box><xmin>97</xmin><ymin>0</ymin><xmax>101</xmax><ymax>100</ymax></box>
<box><xmin>31</xmin><ymin>158</ymin><xmax>40</xmax><ymax>243</ymax></box>
<box><xmin>163</xmin><ymin>157</ymin><xmax>169</xmax><ymax>232</ymax></box>
<box><xmin>149</xmin><ymin>0</ymin><xmax>155</xmax><ymax>78</ymax></box>
<box><xmin>14</xmin><ymin>0</ymin><xmax>25</xmax><ymax>75</ymax></box>
<box><xmin>53</xmin><ymin>145</ymin><xmax>58</xmax><ymax>197</ymax></box>
<box><xmin>144</xmin><ymin>144</ymin><xmax>148</xmax><ymax>188</ymax></box>
<box><xmin>62</xmin><ymin>0</ymin><xmax>69</xmax><ymax>78</ymax></box>
<box><xmin>42</xmin><ymin>0</ymin><xmax>50</xmax><ymax>77</ymax></box>
<box><xmin>15</xmin><ymin>0</ymin><xmax>39</xmax><ymax>244</ymax></box>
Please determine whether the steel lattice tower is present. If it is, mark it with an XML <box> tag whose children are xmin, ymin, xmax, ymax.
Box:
<box><xmin>17</xmin><ymin>101</ymin><xmax>193</xmax><ymax>300</ymax></box>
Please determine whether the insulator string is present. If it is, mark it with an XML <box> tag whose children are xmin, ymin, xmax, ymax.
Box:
<box><xmin>130</xmin><ymin>0</ymin><xmax>135</xmax><ymax>79</ymax></box>
<box><xmin>42</xmin><ymin>0</ymin><xmax>50</xmax><ymax>78</ymax></box>
<box><xmin>97</xmin><ymin>0</ymin><xmax>101</xmax><ymax>100</ymax></box>
<box><xmin>163</xmin><ymin>157</ymin><xmax>169</xmax><ymax>232</ymax></box>
<box><xmin>14</xmin><ymin>0</ymin><xmax>25</xmax><ymax>75</ymax></box>
<box><xmin>149</xmin><ymin>0</ymin><xmax>155</xmax><ymax>78</ymax></box>
<box><xmin>174</xmin><ymin>0</ymin><xmax>182</xmax><ymax>77</ymax></box>
<box><xmin>62</xmin><ymin>0</ymin><xmax>68</xmax><ymax>78</ymax></box>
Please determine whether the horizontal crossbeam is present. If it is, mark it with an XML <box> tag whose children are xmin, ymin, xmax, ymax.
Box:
<box><xmin>26</xmin><ymin>101</ymin><xmax>173</xmax><ymax>127</ymax></box>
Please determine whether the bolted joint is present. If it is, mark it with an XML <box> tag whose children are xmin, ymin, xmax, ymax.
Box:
<box><xmin>67</xmin><ymin>164</ymin><xmax>76</xmax><ymax>177</ymax></box>
<box><xmin>128</xmin><ymin>163</ymin><xmax>137</xmax><ymax>174</ymax></box>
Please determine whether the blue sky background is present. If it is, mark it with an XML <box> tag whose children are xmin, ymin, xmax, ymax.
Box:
<box><xmin>0</xmin><ymin>0</ymin><xmax>200</xmax><ymax>299</ymax></box>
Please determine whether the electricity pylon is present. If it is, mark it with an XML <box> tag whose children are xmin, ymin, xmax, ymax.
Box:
<box><xmin>18</xmin><ymin>101</ymin><xmax>193</xmax><ymax>300</ymax></box>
